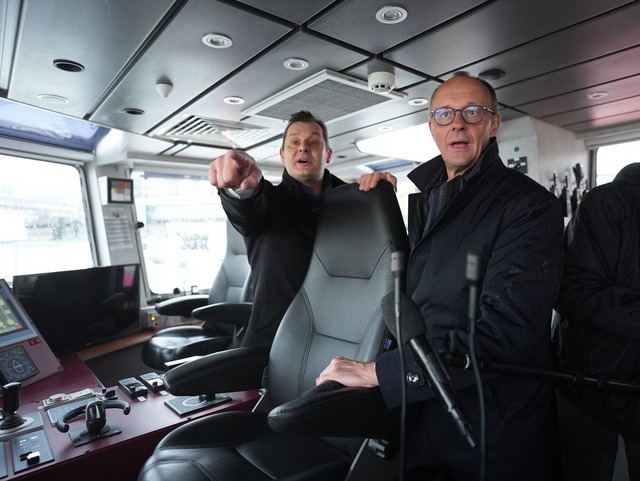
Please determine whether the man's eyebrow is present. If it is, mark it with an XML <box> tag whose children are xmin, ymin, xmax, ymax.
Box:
<box><xmin>286</xmin><ymin>131</ymin><xmax>322</xmax><ymax>139</ymax></box>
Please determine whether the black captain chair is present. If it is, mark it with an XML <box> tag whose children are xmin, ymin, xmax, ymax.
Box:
<box><xmin>137</xmin><ymin>180</ymin><xmax>409</xmax><ymax>481</ymax></box>
<box><xmin>141</xmin><ymin>220</ymin><xmax>252</xmax><ymax>370</ymax></box>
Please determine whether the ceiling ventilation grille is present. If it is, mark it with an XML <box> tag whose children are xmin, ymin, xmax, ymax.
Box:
<box><xmin>157</xmin><ymin>116</ymin><xmax>278</xmax><ymax>149</ymax></box>
<box><xmin>243</xmin><ymin>69</ymin><xmax>406</xmax><ymax>122</ymax></box>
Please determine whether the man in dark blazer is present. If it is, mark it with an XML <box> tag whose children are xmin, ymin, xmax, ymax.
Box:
<box><xmin>319</xmin><ymin>73</ymin><xmax>564</xmax><ymax>480</ymax></box>
<box><xmin>210</xmin><ymin>111</ymin><xmax>395</xmax><ymax>348</ymax></box>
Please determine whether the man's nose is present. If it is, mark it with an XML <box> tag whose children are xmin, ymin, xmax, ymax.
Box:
<box><xmin>451</xmin><ymin>111</ymin><xmax>466</xmax><ymax>129</ymax></box>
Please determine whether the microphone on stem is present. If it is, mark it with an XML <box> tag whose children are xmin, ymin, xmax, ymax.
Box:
<box><xmin>381</xmin><ymin>291</ymin><xmax>476</xmax><ymax>448</ymax></box>
<box><xmin>391</xmin><ymin>251</ymin><xmax>404</xmax><ymax>321</ymax></box>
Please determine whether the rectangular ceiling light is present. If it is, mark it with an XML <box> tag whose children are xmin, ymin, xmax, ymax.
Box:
<box><xmin>242</xmin><ymin>69</ymin><xmax>406</xmax><ymax>123</ymax></box>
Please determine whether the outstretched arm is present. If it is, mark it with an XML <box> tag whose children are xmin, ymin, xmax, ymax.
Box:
<box><xmin>209</xmin><ymin>149</ymin><xmax>263</xmax><ymax>191</ymax></box>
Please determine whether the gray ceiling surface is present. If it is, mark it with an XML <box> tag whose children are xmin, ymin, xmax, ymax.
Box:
<box><xmin>1</xmin><ymin>0</ymin><xmax>639</xmax><ymax>168</ymax></box>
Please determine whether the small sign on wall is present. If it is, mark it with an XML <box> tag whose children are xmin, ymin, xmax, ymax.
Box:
<box><xmin>507</xmin><ymin>156</ymin><xmax>528</xmax><ymax>173</ymax></box>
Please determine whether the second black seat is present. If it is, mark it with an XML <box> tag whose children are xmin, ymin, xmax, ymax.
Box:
<box><xmin>141</xmin><ymin>220</ymin><xmax>252</xmax><ymax>370</ymax></box>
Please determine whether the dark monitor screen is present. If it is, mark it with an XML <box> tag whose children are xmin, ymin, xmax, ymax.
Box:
<box><xmin>12</xmin><ymin>264</ymin><xmax>140</xmax><ymax>356</ymax></box>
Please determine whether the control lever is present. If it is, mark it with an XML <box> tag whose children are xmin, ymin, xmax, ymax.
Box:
<box><xmin>56</xmin><ymin>399</ymin><xmax>130</xmax><ymax>436</ymax></box>
<box><xmin>1</xmin><ymin>382</ymin><xmax>24</xmax><ymax>430</ymax></box>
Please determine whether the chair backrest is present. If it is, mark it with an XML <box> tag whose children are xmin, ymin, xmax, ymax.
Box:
<box><xmin>266</xmin><ymin>181</ymin><xmax>409</xmax><ymax>407</ymax></box>
<box><xmin>208</xmin><ymin>220</ymin><xmax>251</xmax><ymax>304</ymax></box>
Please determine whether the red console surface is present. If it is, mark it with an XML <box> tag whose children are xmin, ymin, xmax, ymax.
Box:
<box><xmin>5</xmin><ymin>355</ymin><xmax>260</xmax><ymax>480</ymax></box>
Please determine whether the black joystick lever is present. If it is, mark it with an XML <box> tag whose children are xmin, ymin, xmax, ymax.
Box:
<box><xmin>56</xmin><ymin>399</ymin><xmax>130</xmax><ymax>436</ymax></box>
<box><xmin>1</xmin><ymin>382</ymin><xmax>25</xmax><ymax>430</ymax></box>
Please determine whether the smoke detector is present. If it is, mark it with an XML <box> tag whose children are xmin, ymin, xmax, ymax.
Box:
<box><xmin>368</xmin><ymin>71</ymin><xmax>395</xmax><ymax>94</ymax></box>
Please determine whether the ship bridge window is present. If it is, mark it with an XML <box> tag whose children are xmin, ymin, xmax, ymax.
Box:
<box><xmin>595</xmin><ymin>139</ymin><xmax>640</xmax><ymax>186</ymax></box>
<box><xmin>0</xmin><ymin>155</ymin><xmax>94</xmax><ymax>283</ymax></box>
<box><xmin>132</xmin><ymin>170</ymin><xmax>227</xmax><ymax>296</ymax></box>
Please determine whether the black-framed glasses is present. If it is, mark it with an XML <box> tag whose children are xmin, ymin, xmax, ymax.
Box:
<box><xmin>430</xmin><ymin>105</ymin><xmax>496</xmax><ymax>126</ymax></box>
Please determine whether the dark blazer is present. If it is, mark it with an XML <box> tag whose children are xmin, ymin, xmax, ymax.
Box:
<box><xmin>376</xmin><ymin>139</ymin><xmax>564</xmax><ymax>479</ymax></box>
<box><xmin>220</xmin><ymin>169</ymin><xmax>345</xmax><ymax>347</ymax></box>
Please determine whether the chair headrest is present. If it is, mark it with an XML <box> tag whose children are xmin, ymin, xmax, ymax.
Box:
<box><xmin>314</xmin><ymin>181</ymin><xmax>407</xmax><ymax>279</ymax></box>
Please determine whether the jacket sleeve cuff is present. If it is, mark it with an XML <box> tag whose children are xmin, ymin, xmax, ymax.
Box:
<box><xmin>376</xmin><ymin>348</ymin><xmax>434</xmax><ymax>408</ymax></box>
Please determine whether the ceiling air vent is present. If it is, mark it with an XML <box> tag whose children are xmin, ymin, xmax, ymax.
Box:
<box><xmin>242</xmin><ymin>69</ymin><xmax>406</xmax><ymax>122</ymax></box>
<box><xmin>155</xmin><ymin>116</ymin><xmax>278</xmax><ymax>149</ymax></box>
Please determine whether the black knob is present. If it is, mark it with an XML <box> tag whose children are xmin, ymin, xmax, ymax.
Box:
<box><xmin>1</xmin><ymin>382</ymin><xmax>24</xmax><ymax>430</ymax></box>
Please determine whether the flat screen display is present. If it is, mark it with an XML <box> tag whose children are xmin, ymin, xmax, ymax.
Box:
<box><xmin>0</xmin><ymin>280</ymin><xmax>40</xmax><ymax>347</ymax></box>
<box><xmin>12</xmin><ymin>264</ymin><xmax>140</xmax><ymax>356</ymax></box>
<box><xmin>108</xmin><ymin>178</ymin><xmax>134</xmax><ymax>204</ymax></box>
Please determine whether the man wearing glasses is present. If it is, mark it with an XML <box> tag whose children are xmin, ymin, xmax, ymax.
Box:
<box><xmin>323</xmin><ymin>72</ymin><xmax>564</xmax><ymax>480</ymax></box>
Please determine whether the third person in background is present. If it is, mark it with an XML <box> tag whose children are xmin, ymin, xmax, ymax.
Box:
<box><xmin>555</xmin><ymin>162</ymin><xmax>640</xmax><ymax>481</ymax></box>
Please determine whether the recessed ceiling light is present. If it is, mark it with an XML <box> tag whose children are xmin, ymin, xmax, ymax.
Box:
<box><xmin>53</xmin><ymin>59</ymin><xmax>85</xmax><ymax>72</ymax></box>
<box><xmin>378</xmin><ymin>125</ymin><xmax>394</xmax><ymax>132</ymax></box>
<box><xmin>202</xmin><ymin>33</ymin><xmax>233</xmax><ymax>49</ymax></box>
<box><xmin>37</xmin><ymin>94</ymin><xmax>69</xmax><ymax>104</ymax></box>
<box><xmin>376</xmin><ymin>6</ymin><xmax>408</xmax><ymax>24</ymax></box>
<box><xmin>586</xmin><ymin>91</ymin><xmax>608</xmax><ymax>100</ymax></box>
<box><xmin>123</xmin><ymin>108</ymin><xmax>145</xmax><ymax>116</ymax></box>
<box><xmin>479</xmin><ymin>68</ymin><xmax>505</xmax><ymax>81</ymax></box>
<box><xmin>408</xmin><ymin>98</ymin><xmax>428</xmax><ymax>106</ymax></box>
<box><xmin>283</xmin><ymin>58</ymin><xmax>309</xmax><ymax>70</ymax></box>
<box><xmin>224</xmin><ymin>96</ymin><xmax>245</xmax><ymax>105</ymax></box>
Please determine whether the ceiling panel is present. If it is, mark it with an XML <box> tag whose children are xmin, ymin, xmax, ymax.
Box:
<box><xmin>2</xmin><ymin>0</ymin><xmax>640</xmax><ymax>165</ymax></box>
<box><xmin>8</xmin><ymin>0</ymin><xmax>176</xmax><ymax>118</ymax></box>
<box><xmin>497</xmin><ymin>46</ymin><xmax>640</xmax><ymax>107</ymax></box>
<box><xmin>457</xmin><ymin>2</ymin><xmax>640</xmax><ymax>88</ymax></box>
<box><xmin>308</xmin><ymin>0</ymin><xmax>486</xmax><ymax>54</ymax></box>
<box><xmin>235</xmin><ymin>0</ymin><xmax>335</xmax><ymax>24</ymax></box>
<box><xmin>152</xmin><ymin>30</ymin><xmax>370</xmax><ymax>145</ymax></box>
<box><xmin>90</xmin><ymin>0</ymin><xmax>290</xmax><ymax>134</ymax></box>
<box><xmin>517</xmin><ymin>75</ymin><xmax>640</xmax><ymax>119</ymax></box>
<box><xmin>385</xmin><ymin>0</ymin><xmax>632</xmax><ymax>78</ymax></box>
<box><xmin>542</xmin><ymin>95</ymin><xmax>640</xmax><ymax>132</ymax></box>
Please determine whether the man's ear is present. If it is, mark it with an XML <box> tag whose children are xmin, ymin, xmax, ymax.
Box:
<box><xmin>489</xmin><ymin>112</ymin><xmax>501</xmax><ymax>138</ymax></box>
<box><xmin>279</xmin><ymin>147</ymin><xmax>285</xmax><ymax>165</ymax></box>
<box><xmin>325</xmin><ymin>148</ymin><xmax>333</xmax><ymax>165</ymax></box>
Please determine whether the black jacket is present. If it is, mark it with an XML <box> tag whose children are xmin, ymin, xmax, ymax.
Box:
<box><xmin>220</xmin><ymin>169</ymin><xmax>345</xmax><ymax>347</ymax></box>
<box><xmin>376</xmin><ymin>139</ymin><xmax>564</xmax><ymax>477</ymax></box>
<box><xmin>556</xmin><ymin>162</ymin><xmax>640</xmax><ymax>437</ymax></box>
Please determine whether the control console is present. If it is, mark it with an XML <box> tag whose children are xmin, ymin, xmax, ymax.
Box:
<box><xmin>0</xmin><ymin>280</ymin><xmax>62</xmax><ymax>387</ymax></box>
<box><xmin>0</xmin><ymin>382</ymin><xmax>53</xmax><ymax>473</ymax></box>
<box><xmin>42</xmin><ymin>388</ymin><xmax>100</xmax><ymax>424</ymax></box>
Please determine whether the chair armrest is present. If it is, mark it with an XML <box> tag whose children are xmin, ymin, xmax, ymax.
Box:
<box><xmin>191</xmin><ymin>301</ymin><xmax>252</xmax><ymax>325</ymax></box>
<box><xmin>155</xmin><ymin>295</ymin><xmax>209</xmax><ymax>317</ymax></box>
<box><xmin>267</xmin><ymin>381</ymin><xmax>403</xmax><ymax>439</ymax></box>
<box><xmin>163</xmin><ymin>346</ymin><xmax>270</xmax><ymax>396</ymax></box>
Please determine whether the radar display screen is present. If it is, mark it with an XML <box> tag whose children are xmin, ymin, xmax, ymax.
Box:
<box><xmin>0</xmin><ymin>299</ymin><xmax>26</xmax><ymax>337</ymax></box>
<box><xmin>0</xmin><ymin>281</ymin><xmax>38</xmax><ymax>347</ymax></box>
